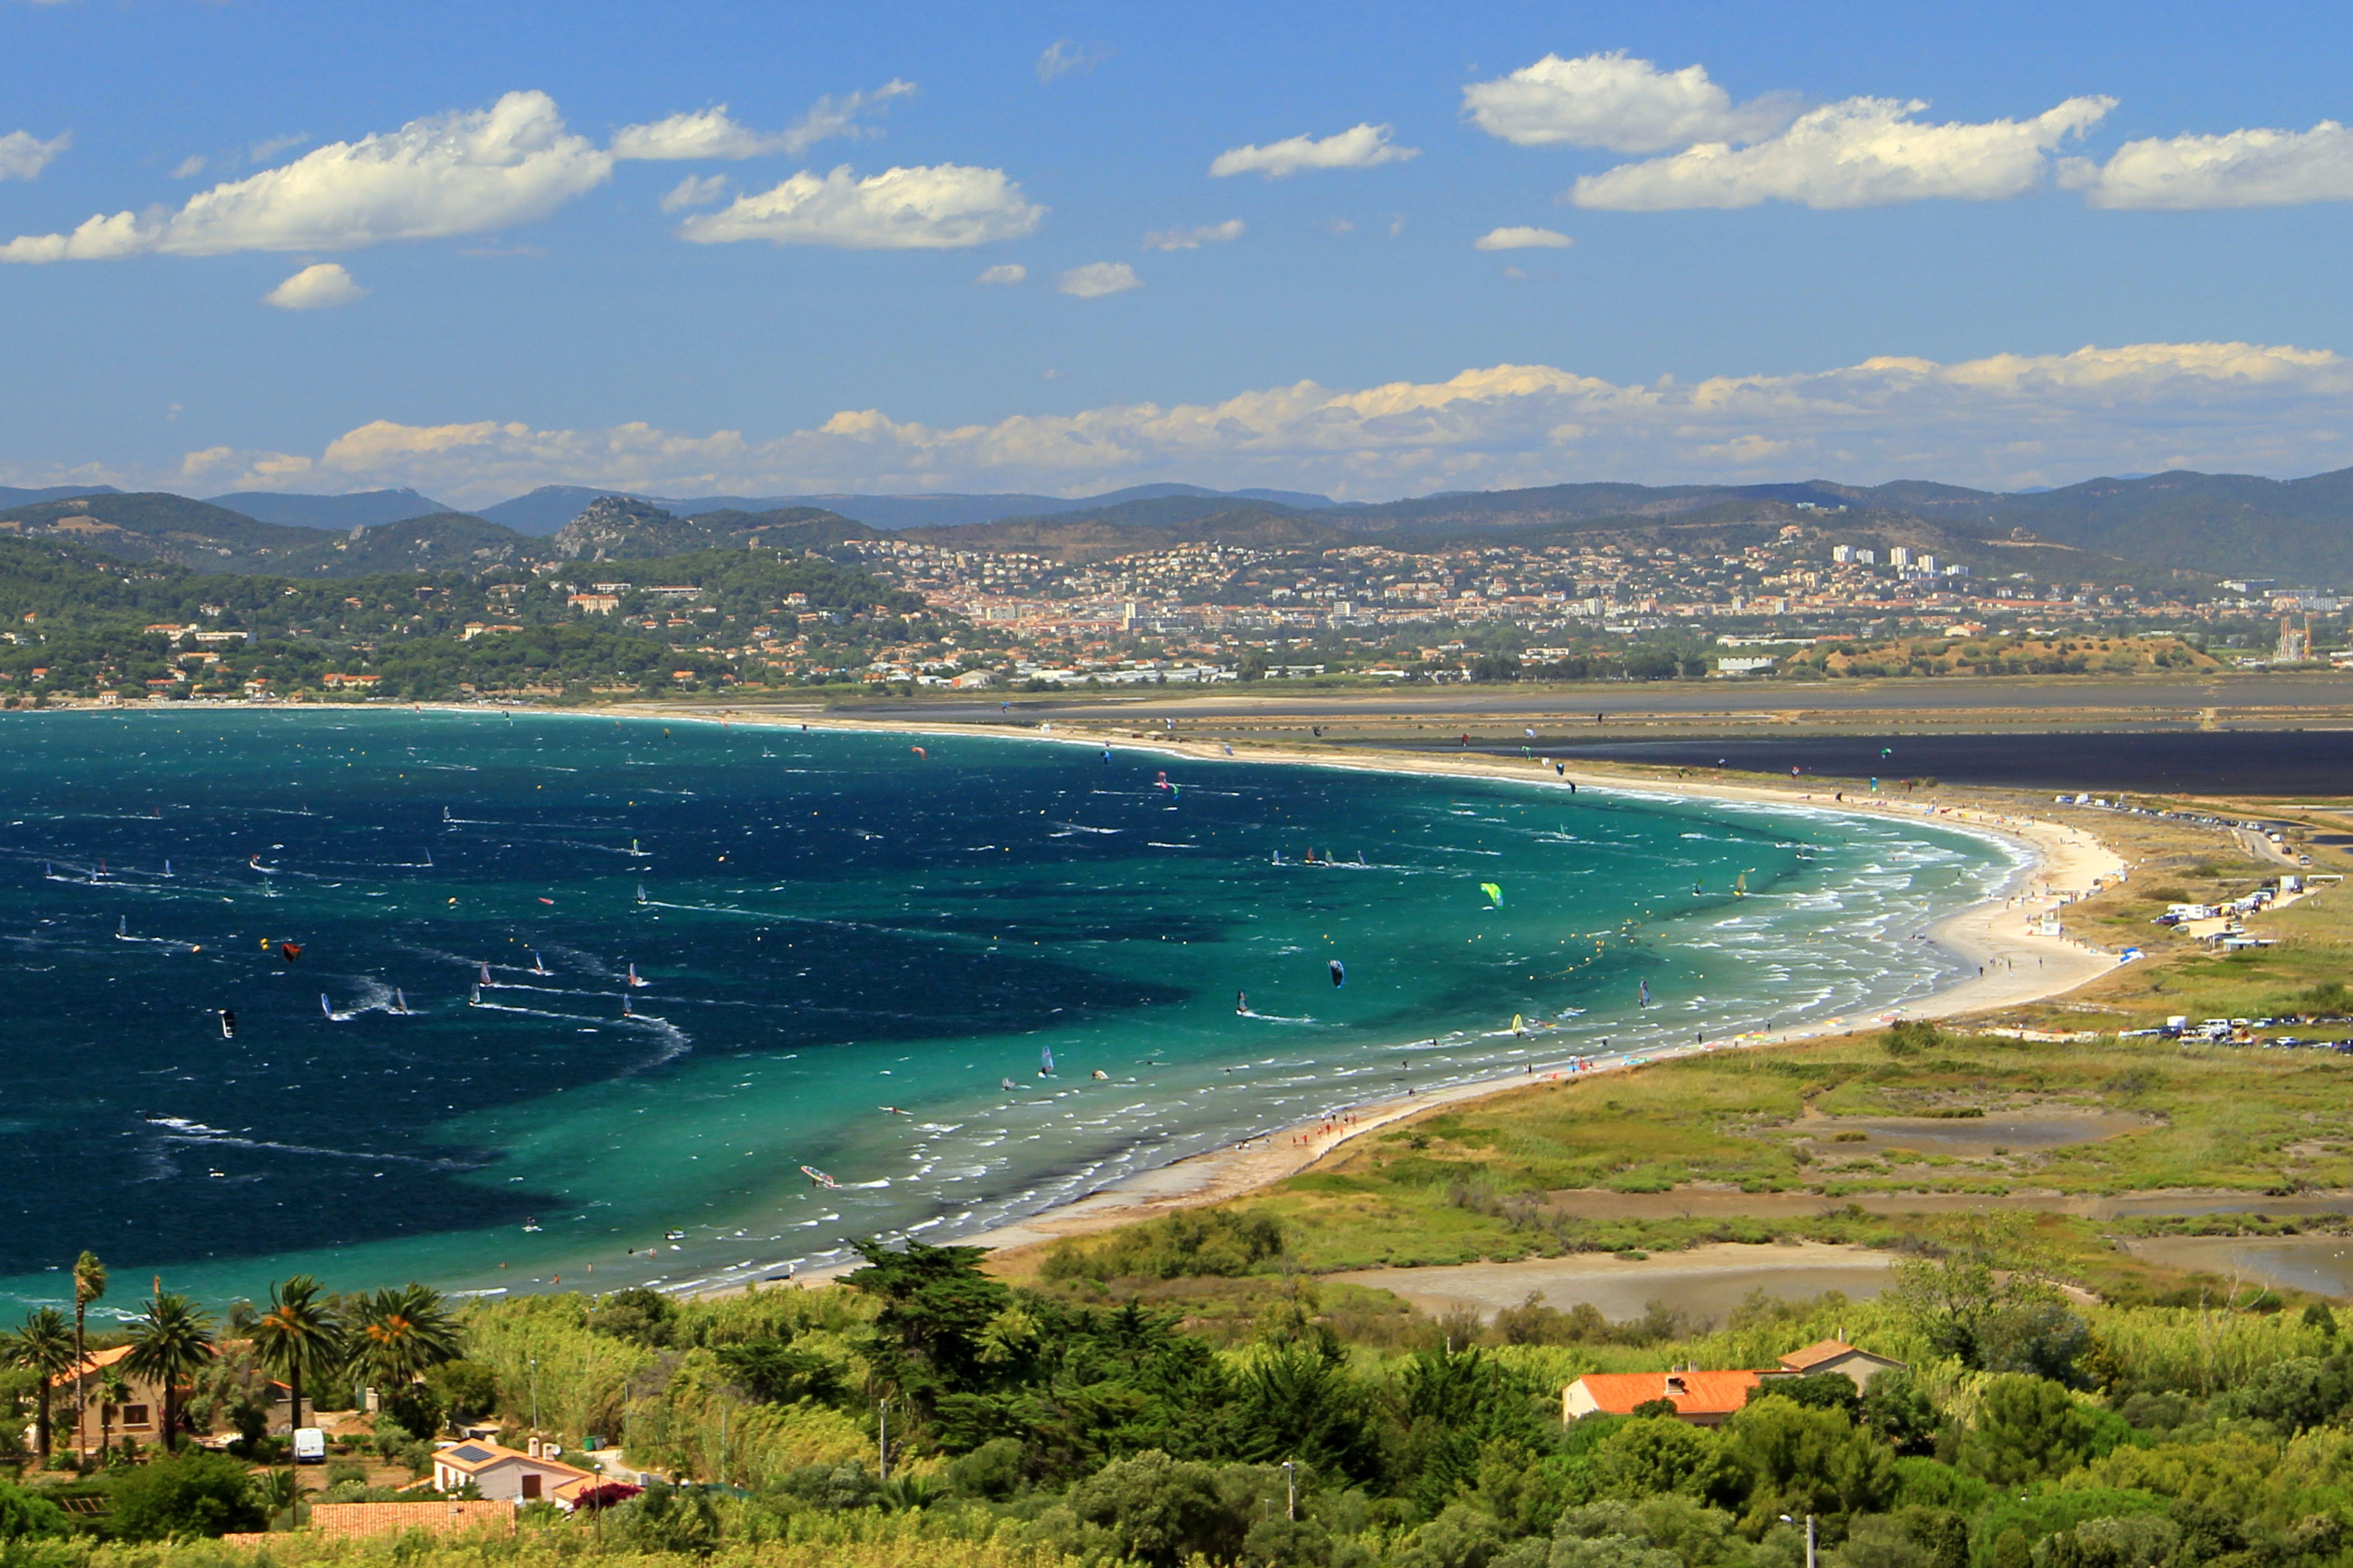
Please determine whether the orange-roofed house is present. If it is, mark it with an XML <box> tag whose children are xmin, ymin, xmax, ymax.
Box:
<box><xmin>1772</xmin><ymin>1338</ymin><xmax>1907</xmax><ymax>1391</ymax></box>
<box><xmin>1562</xmin><ymin>1370</ymin><xmax>1761</xmax><ymax>1427</ymax></box>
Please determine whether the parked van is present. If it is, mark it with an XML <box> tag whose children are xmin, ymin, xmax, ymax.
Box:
<box><xmin>293</xmin><ymin>1428</ymin><xmax>327</xmax><ymax>1464</ymax></box>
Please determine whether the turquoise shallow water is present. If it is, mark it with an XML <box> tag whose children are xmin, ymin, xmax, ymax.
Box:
<box><xmin>0</xmin><ymin>709</ymin><xmax>2019</xmax><ymax>1312</ymax></box>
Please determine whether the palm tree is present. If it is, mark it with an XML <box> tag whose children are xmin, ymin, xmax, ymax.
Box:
<box><xmin>98</xmin><ymin>1369</ymin><xmax>128</xmax><ymax>1463</ymax></box>
<box><xmin>6</xmin><ymin>1308</ymin><xmax>77</xmax><ymax>1461</ymax></box>
<box><xmin>250</xmin><ymin>1276</ymin><xmax>341</xmax><ymax>1444</ymax></box>
<box><xmin>349</xmin><ymin>1285</ymin><xmax>461</xmax><ymax>1422</ymax></box>
<box><xmin>122</xmin><ymin>1289</ymin><xmax>214</xmax><ymax>1452</ymax></box>
<box><xmin>71</xmin><ymin>1252</ymin><xmax>105</xmax><ymax>1461</ymax></box>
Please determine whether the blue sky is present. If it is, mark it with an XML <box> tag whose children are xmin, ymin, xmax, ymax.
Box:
<box><xmin>1</xmin><ymin>0</ymin><xmax>2349</xmax><ymax>503</ymax></box>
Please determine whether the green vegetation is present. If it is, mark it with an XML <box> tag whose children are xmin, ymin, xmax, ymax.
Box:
<box><xmin>0</xmin><ymin>535</ymin><xmax>940</xmax><ymax>701</ymax></box>
<box><xmin>11</xmin><ymin>1234</ymin><xmax>2353</xmax><ymax>1568</ymax></box>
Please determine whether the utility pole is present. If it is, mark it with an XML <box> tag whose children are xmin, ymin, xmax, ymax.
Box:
<box><xmin>1282</xmin><ymin>1461</ymin><xmax>1296</xmax><ymax>1521</ymax></box>
<box><xmin>529</xmin><ymin>1356</ymin><xmax>539</xmax><ymax>1447</ymax></box>
<box><xmin>877</xmin><ymin>1400</ymin><xmax>889</xmax><ymax>1483</ymax></box>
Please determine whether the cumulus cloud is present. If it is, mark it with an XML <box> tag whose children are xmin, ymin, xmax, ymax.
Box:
<box><xmin>1209</xmin><ymin>123</ymin><xmax>1416</xmax><ymax>178</ymax></box>
<box><xmin>612</xmin><ymin>83</ymin><xmax>916</xmax><ymax>161</ymax></box>
<box><xmin>975</xmin><ymin>263</ymin><xmax>1026</xmax><ymax>284</ymax></box>
<box><xmin>2061</xmin><ymin>120</ymin><xmax>2353</xmax><ymax>208</ymax></box>
<box><xmin>1463</xmin><ymin>51</ymin><xmax>1799</xmax><ymax>152</ymax></box>
<box><xmin>1142</xmin><ymin>218</ymin><xmax>1243</xmax><ymax>250</ymax></box>
<box><xmin>173</xmin><ymin>340</ymin><xmax>2353</xmax><ymax>504</ymax></box>
<box><xmin>1036</xmin><ymin>39</ymin><xmax>1112</xmax><ymax>83</ymax></box>
<box><xmin>263</xmin><ymin>262</ymin><xmax>367</xmax><ymax>309</ymax></box>
<box><xmin>659</xmin><ymin>174</ymin><xmax>729</xmax><ymax>212</ymax></box>
<box><xmin>0</xmin><ymin>91</ymin><xmax>610</xmax><ymax>262</ymax></box>
<box><xmin>1571</xmin><ymin>93</ymin><xmax>2114</xmax><ymax>210</ymax></box>
<box><xmin>0</xmin><ymin>129</ymin><xmax>69</xmax><ymax>181</ymax></box>
<box><xmin>1474</xmin><ymin>226</ymin><xmax>1572</xmax><ymax>250</ymax></box>
<box><xmin>678</xmin><ymin>163</ymin><xmax>1042</xmax><ymax>249</ymax></box>
<box><xmin>1058</xmin><ymin>261</ymin><xmax>1140</xmax><ymax>297</ymax></box>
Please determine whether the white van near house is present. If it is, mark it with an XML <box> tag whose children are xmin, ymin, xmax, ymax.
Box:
<box><xmin>292</xmin><ymin>1428</ymin><xmax>327</xmax><ymax>1464</ymax></box>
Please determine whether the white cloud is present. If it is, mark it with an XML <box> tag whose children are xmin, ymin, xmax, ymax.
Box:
<box><xmin>1474</xmin><ymin>226</ymin><xmax>1572</xmax><ymax>250</ymax></box>
<box><xmin>1058</xmin><ymin>261</ymin><xmax>1140</xmax><ymax>298</ymax></box>
<box><xmin>1209</xmin><ymin>123</ymin><xmax>1417</xmax><ymax>178</ymax></box>
<box><xmin>612</xmin><ymin>83</ymin><xmax>916</xmax><ymax>162</ymax></box>
<box><xmin>0</xmin><ymin>129</ymin><xmax>68</xmax><ymax>182</ymax></box>
<box><xmin>263</xmin><ymin>262</ymin><xmax>367</xmax><ymax>309</ymax></box>
<box><xmin>1463</xmin><ymin>51</ymin><xmax>1799</xmax><ymax>152</ymax></box>
<box><xmin>0</xmin><ymin>91</ymin><xmax>610</xmax><ymax>262</ymax></box>
<box><xmin>2061</xmin><ymin>120</ymin><xmax>2353</xmax><ymax>208</ymax></box>
<box><xmin>678</xmin><ymin>164</ymin><xmax>1042</xmax><ymax>249</ymax></box>
<box><xmin>172</xmin><ymin>340</ymin><xmax>2353</xmax><ymax>504</ymax></box>
<box><xmin>170</xmin><ymin>154</ymin><xmax>207</xmax><ymax>179</ymax></box>
<box><xmin>1142</xmin><ymin>218</ymin><xmax>1243</xmax><ymax>250</ymax></box>
<box><xmin>975</xmin><ymin>263</ymin><xmax>1026</xmax><ymax>284</ymax></box>
<box><xmin>1571</xmin><ymin>93</ymin><xmax>2114</xmax><ymax>210</ymax></box>
<box><xmin>1037</xmin><ymin>39</ymin><xmax>1112</xmax><ymax>83</ymax></box>
<box><xmin>659</xmin><ymin>174</ymin><xmax>729</xmax><ymax>212</ymax></box>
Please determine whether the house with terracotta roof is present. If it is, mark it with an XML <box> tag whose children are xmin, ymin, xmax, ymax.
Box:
<box><xmin>49</xmin><ymin>1344</ymin><xmax>238</xmax><ymax>1456</ymax></box>
<box><xmin>1562</xmin><ymin>1369</ymin><xmax>1762</xmax><ymax>1427</ymax></box>
<box><xmin>431</xmin><ymin>1437</ymin><xmax>599</xmax><ymax>1505</ymax></box>
<box><xmin>1771</xmin><ymin>1338</ymin><xmax>1907</xmax><ymax>1391</ymax></box>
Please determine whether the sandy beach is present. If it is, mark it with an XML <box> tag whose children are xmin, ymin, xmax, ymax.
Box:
<box><xmin>623</xmin><ymin>704</ymin><xmax>2145</xmax><ymax>1288</ymax></box>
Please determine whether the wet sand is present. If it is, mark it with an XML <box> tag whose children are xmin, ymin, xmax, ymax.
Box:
<box><xmin>1324</xmin><ymin>1241</ymin><xmax>1898</xmax><ymax>1324</ymax></box>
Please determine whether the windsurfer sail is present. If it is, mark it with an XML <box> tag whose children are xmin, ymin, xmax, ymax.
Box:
<box><xmin>393</xmin><ymin>988</ymin><xmax>410</xmax><ymax>1015</ymax></box>
<box><xmin>626</xmin><ymin>963</ymin><xmax>648</xmax><ymax>988</ymax></box>
<box><xmin>1040</xmin><ymin>1045</ymin><xmax>1056</xmax><ymax>1077</ymax></box>
<box><xmin>636</xmin><ymin>883</ymin><xmax>648</xmax><ymax>904</ymax></box>
<box><xmin>1481</xmin><ymin>882</ymin><xmax>1503</xmax><ymax>908</ymax></box>
<box><xmin>800</xmin><ymin>1165</ymin><xmax>839</xmax><ymax>1189</ymax></box>
<box><xmin>1236</xmin><ymin>990</ymin><xmax>1247</xmax><ymax>1014</ymax></box>
<box><xmin>320</xmin><ymin>993</ymin><xmax>333</xmax><ymax>1018</ymax></box>
<box><xmin>529</xmin><ymin>951</ymin><xmax>552</xmax><ymax>975</ymax></box>
<box><xmin>1639</xmin><ymin>979</ymin><xmax>1653</xmax><ymax>1007</ymax></box>
<box><xmin>479</xmin><ymin>963</ymin><xmax>493</xmax><ymax>985</ymax></box>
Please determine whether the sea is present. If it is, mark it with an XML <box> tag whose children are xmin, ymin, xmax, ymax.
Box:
<box><xmin>0</xmin><ymin>709</ymin><xmax>2021</xmax><ymax>1314</ymax></box>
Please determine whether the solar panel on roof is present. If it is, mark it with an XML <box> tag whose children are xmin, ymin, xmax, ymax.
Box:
<box><xmin>447</xmin><ymin>1445</ymin><xmax>493</xmax><ymax>1463</ymax></box>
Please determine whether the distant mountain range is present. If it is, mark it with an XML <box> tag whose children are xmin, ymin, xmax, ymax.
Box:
<box><xmin>1</xmin><ymin>467</ymin><xmax>2348</xmax><ymax>582</ymax></box>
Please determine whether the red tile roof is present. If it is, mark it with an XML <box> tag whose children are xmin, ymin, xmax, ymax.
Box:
<box><xmin>1572</xmin><ymin>1370</ymin><xmax>1760</xmax><ymax>1417</ymax></box>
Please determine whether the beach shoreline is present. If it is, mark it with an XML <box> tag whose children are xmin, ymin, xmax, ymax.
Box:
<box><xmin>595</xmin><ymin>703</ymin><xmax>2135</xmax><ymax>1289</ymax></box>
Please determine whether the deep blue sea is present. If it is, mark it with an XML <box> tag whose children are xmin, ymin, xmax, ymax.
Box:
<box><xmin>0</xmin><ymin>710</ymin><xmax>2018</xmax><ymax>1313</ymax></box>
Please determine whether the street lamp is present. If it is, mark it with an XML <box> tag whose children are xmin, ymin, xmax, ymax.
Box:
<box><xmin>1780</xmin><ymin>1515</ymin><xmax>1815</xmax><ymax>1568</ymax></box>
<box><xmin>1281</xmin><ymin>1461</ymin><xmax>1296</xmax><ymax>1521</ymax></box>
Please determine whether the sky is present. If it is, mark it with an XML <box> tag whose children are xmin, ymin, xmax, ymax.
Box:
<box><xmin>1</xmin><ymin>0</ymin><xmax>2349</xmax><ymax>506</ymax></box>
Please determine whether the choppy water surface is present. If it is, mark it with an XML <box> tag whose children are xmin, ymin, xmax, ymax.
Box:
<box><xmin>0</xmin><ymin>710</ymin><xmax>2016</xmax><ymax>1309</ymax></box>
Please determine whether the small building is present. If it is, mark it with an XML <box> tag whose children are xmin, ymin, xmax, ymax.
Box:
<box><xmin>431</xmin><ymin>1438</ymin><xmax>597</xmax><ymax>1505</ymax></box>
<box><xmin>1563</xmin><ymin>1370</ymin><xmax>1761</xmax><ymax>1427</ymax></box>
<box><xmin>1768</xmin><ymin>1338</ymin><xmax>1908</xmax><ymax>1392</ymax></box>
<box><xmin>51</xmin><ymin>1344</ymin><xmax>216</xmax><ymax>1454</ymax></box>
